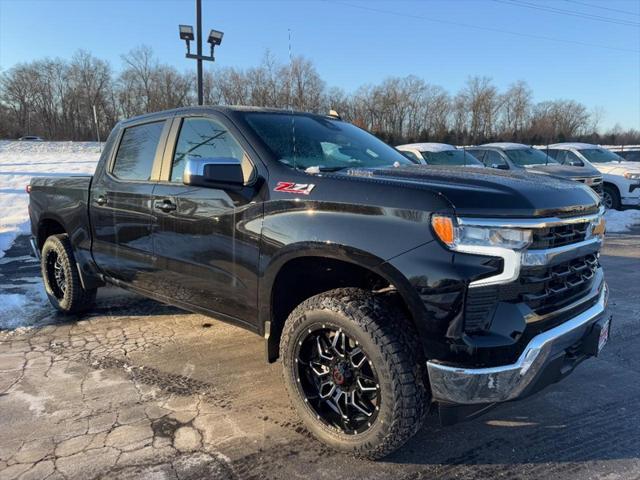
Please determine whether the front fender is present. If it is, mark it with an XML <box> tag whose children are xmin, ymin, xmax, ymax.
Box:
<box><xmin>257</xmin><ymin>199</ymin><xmax>444</xmax><ymax>347</ymax></box>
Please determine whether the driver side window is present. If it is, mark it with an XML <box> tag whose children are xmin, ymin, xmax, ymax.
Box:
<box><xmin>171</xmin><ymin>117</ymin><xmax>245</xmax><ymax>183</ymax></box>
<box><xmin>399</xmin><ymin>150</ymin><xmax>421</xmax><ymax>163</ymax></box>
<box><xmin>484</xmin><ymin>150</ymin><xmax>508</xmax><ymax>168</ymax></box>
<box><xmin>552</xmin><ymin>150</ymin><xmax>582</xmax><ymax>165</ymax></box>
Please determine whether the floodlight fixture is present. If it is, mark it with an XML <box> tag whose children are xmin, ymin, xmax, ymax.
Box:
<box><xmin>208</xmin><ymin>29</ymin><xmax>224</xmax><ymax>46</ymax></box>
<box><xmin>179</xmin><ymin>24</ymin><xmax>195</xmax><ymax>41</ymax></box>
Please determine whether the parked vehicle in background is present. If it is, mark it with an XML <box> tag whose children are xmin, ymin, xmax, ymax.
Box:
<box><xmin>467</xmin><ymin>143</ymin><xmax>603</xmax><ymax>198</ymax></box>
<box><xmin>28</xmin><ymin>107</ymin><xmax>610</xmax><ymax>459</ymax></box>
<box><xmin>546</xmin><ymin>143</ymin><xmax>640</xmax><ymax>210</ymax></box>
<box><xmin>395</xmin><ymin>143</ymin><xmax>483</xmax><ymax>167</ymax></box>
<box><xmin>609</xmin><ymin>148</ymin><xmax>640</xmax><ymax>163</ymax></box>
<box><xmin>18</xmin><ymin>135</ymin><xmax>44</xmax><ymax>141</ymax></box>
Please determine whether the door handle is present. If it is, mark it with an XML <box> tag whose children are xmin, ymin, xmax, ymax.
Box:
<box><xmin>154</xmin><ymin>199</ymin><xmax>177</xmax><ymax>213</ymax></box>
<box><xmin>96</xmin><ymin>195</ymin><xmax>106</xmax><ymax>206</ymax></box>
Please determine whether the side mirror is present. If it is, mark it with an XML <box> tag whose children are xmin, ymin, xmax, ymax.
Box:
<box><xmin>183</xmin><ymin>156</ymin><xmax>246</xmax><ymax>188</ymax></box>
<box><xmin>569</xmin><ymin>160</ymin><xmax>584</xmax><ymax>167</ymax></box>
<box><xmin>491</xmin><ymin>163</ymin><xmax>509</xmax><ymax>170</ymax></box>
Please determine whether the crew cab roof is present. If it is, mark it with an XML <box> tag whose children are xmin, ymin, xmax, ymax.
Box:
<box><xmin>118</xmin><ymin>105</ymin><xmax>339</xmax><ymax>126</ymax></box>
<box><xmin>396</xmin><ymin>143</ymin><xmax>456</xmax><ymax>152</ymax></box>
<box><xmin>548</xmin><ymin>142</ymin><xmax>599</xmax><ymax>150</ymax></box>
<box><xmin>477</xmin><ymin>142</ymin><xmax>530</xmax><ymax>150</ymax></box>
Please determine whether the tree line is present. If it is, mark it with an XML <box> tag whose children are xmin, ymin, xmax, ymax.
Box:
<box><xmin>1</xmin><ymin>46</ymin><xmax>638</xmax><ymax>145</ymax></box>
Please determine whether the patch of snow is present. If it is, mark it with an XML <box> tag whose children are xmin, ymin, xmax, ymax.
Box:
<box><xmin>0</xmin><ymin>282</ymin><xmax>49</xmax><ymax>330</ymax></box>
<box><xmin>0</xmin><ymin>141</ymin><xmax>101</xmax><ymax>258</ymax></box>
<box><xmin>605</xmin><ymin>209</ymin><xmax>640</xmax><ymax>233</ymax></box>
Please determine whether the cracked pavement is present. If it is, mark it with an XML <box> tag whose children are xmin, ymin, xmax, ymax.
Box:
<box><xmin>1</xmin><ymin>232</ymin><xmax>639</xmax><ymax>480</ymax></box>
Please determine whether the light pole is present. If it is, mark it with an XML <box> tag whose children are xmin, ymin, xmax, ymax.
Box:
<box><xmin>179</xmin><ymin>0</ymin><xmax>224</xmax><ymax>106</ymax></box>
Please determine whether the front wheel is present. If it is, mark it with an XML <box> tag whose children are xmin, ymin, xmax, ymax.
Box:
<box><xmin>602</xmin><ymin>184</ymin><xmax>621</xmax><ymax>210</ymax></box>
<box><xmin>41</xmin><ymin>234</ymin><xmax>97</xmax><ymax>314</ymax></box>
<box><xmin>280</xmin><ymin>288</ymin><xmax>427</xmax><ymax>459</ymax></box>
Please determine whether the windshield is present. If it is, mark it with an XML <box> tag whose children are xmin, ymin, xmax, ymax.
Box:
<box><xmin>421</xmin><ymin>149</ymin><xmax>483</xmax><ymax>166</ymax></box>
<box><xmin>242</xmin><ymin>113</ymin><xmax>413</xmax><ymax>171</ymax></box>
<box><xmin>504</xmin><ymin>148</ymin><xmax>558</xmax><ymax>166</ymax></box>
<box><xmin>579</xmin><ymin>148</ymin><xmax>623</xmax><ymax>163</ymax></box>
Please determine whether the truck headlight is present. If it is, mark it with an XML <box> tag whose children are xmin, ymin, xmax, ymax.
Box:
<box><xmin>587</xmin><ymin>215</ymin><xmax>606</xmax><ymax>239</ymax></box>
<box><xmin>431</xmin><ymin>215</ymin><xmax>532</xmax><ymax>251</ymax></box>
<box><xmin>624</xmin><ymin>172</ymin><xmax>640</xmax><ymax>180</ymax></box>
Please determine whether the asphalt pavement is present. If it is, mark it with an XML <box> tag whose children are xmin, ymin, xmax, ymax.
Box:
<box><xmin>0</xmin><ymin>232</ymin><xmax>639</xmax><ymax>480</ymax></box>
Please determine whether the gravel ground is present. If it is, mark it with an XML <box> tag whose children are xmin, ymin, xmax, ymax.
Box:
<box><xmin>0</xmin><ymin>232</ymin><xmax>639</xmax><ymax>480</ymax></box>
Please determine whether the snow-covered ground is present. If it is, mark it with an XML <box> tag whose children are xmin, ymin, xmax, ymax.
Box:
<box><xmin>604</xmin><ymin>209</ymin><xmax>640</xmax><ymax>233</ymax></box>
<box><xmin>0</xmin><ymin>141</ymin><xmax>100</xmax><ymax>328</ymax></box>
<box><xmin>0</xmin><ymin>140</ymin><xmax>101</xmax><ymax>259</ymax></box>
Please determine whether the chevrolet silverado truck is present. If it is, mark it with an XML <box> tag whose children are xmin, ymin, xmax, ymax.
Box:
<box><xmin>395</xmin><ymin>142</ymin><xmax>484</xmax><ymax>167</ymax></box>
<box><xmin>467</xmin><ymin>143</ymin><xmax>604</xmax><ymax>198</ymax></box>
<box><xmin>546</xmin><ymin>143</ymin><xmax>640</xmax><ymax>210</ymax></box>
<box><xmin>28</xmin><ymin>107</ymin><xmax>611</xmax><ymax>459</ymax></box>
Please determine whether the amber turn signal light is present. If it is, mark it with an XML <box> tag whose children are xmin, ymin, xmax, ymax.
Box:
<box><xmin>431</xmin><ymin>215</ymin><xmax>455</xmax><ymax>246</ymax></box>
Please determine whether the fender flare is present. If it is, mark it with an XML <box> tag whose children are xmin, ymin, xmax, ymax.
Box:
<box><xmin>259</xmin><ymin>242</ymin><xmax>429</xmax><ymax>361</ymax></box>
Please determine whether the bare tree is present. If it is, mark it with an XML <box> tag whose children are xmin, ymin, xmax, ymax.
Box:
<box><xmin>499</xmin><ymin>80</ymin><xmax>532</xmax><ymax>141</ymax></box>
<box><xmin>1</xmin><ymin>47</ymin><xmax>637</xmax><ymax>145</ymax></box>
<box><xmin>459</xmin><ymin>76</ymin><xmax>501</xmax><ymax>143</ymax></box>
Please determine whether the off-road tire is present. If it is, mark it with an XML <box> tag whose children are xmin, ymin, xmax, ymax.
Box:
<box><xmin>41</xmin><ymin>234</ymin><xmax>97</xmax><ymax>314</ymax></box>
<box><xmin>280</xmin><ymin>288</ymin><xmax>428</xmax><ymax>459</ymax></box>
<box><xmin>603</xmin><ymin>184</ymin><xmax>621</xmax><ymax>210</ymax></box>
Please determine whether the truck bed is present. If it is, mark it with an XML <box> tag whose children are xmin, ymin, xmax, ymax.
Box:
<box><xmin>28</xmin><ymin>175</ymin><xmax>96</xmax><ymax>282</ymax></box>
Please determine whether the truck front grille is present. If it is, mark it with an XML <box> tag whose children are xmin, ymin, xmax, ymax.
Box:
<box><xmin>519</xmin><ymin>253</ymin><xmax>599</xmax><ymax>315</ymax></box>
<box><xmin>464</xmin><ymin>253</ymin><xmax>600</xmax><ymax>332</ymax></box>
<box><xmin>573</xmin><ymin>177</ymin><xmax>603</xmax><ymax>197</ymax></box>
<box><xmin>530</xmin><ymin>222</ymin><xmax>589</xmax><ymax>249</ymax></box>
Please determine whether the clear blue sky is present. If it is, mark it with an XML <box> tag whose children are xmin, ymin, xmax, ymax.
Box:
<box><xmin>1</xmin><ymin>0</ymin><xmax>639</xmax><ymax>130</ymax></box>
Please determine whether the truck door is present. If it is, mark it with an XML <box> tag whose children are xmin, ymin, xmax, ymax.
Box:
<box><xmin>150</xmin><ymin>115</ymin><xmax>265</xmax><ymax>327</ymax></box>
<box><xmin>90</xmin><ymin>118</ymin><xmax>171</xmax><ymax>288</ymax></box>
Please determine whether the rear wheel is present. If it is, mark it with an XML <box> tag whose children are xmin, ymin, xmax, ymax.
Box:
<box><xmin>603</xmin><ymin>184</ymin><xmax>621</xmax><ymax>210</ymax></box>
<box><xmin>41</xmin><ymin>234</ymin><xmax>96</xmax><ymax>314</ymax></box>
<box><xmin>280</xmin><ymin>288</ymin><xmax>427</xmax><ymax>459</ymax></box>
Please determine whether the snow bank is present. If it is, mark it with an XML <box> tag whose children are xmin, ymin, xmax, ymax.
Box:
<box><xmin>605</xmin><ymin>209</ymin><xmax>640</xmax><ymax>233</ymax></box>
<box><xmin>0</xmin><ymin>141</ymin><xmax>101</xmax><ymax>258</ymax></box>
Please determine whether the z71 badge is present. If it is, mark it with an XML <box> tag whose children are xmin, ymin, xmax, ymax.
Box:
<box><xmin>274</xmin><ymin>182</ymin><xmax>315</xmax><ymax>195</ymax></box>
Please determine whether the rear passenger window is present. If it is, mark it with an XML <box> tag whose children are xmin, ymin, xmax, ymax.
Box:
<box><xmin>112</xmin><ymin>121</ymin><xmax>164</xmax><ymax>181</ymax></box>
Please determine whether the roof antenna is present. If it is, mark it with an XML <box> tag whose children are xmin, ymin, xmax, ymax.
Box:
<box><xmin>288</xmin><ymin>28</ymin><xmax>297</xmax><ymax>171</ymax></box>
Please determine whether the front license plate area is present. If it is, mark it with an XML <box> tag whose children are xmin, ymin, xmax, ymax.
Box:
<box><xmin>582</xmin><ymin>315</ymin><xmax>612</xmax><ymax>357</ymax></box>
<box><xmin>597</xmin><ymin>317</ymin><xmax>611</xmax><ymax>354</ymax></box>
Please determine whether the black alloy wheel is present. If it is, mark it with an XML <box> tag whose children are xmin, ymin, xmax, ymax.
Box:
<box><xmin>45</xmin><ymin>250</ymin><xmax>67</xmax><ymax>299</ymax></box>
<box><xmin>295</xmin><ymin>326</ymin><xmax>380</xmax><ymax>434</ymax></box>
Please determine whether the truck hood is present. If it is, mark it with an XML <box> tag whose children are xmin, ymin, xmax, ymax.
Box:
<box><xmin>592</xmin><ymin>161</ymin><xmax>640</xmax><ymax>175</ymax></box>
<box><xmin>525</xmin><ymin>164</ymin><xmax>600</xmax><ymax>179</ymax></box>
<box><xmin>340</xmin><ymin>165</ymin><xmax>600</xmax><ymax>218</ymax></box>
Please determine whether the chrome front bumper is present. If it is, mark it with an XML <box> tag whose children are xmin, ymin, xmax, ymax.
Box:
<box><xmin>427</xmin><ymin>284</ymin><xmax>608</xmax><ymax>405</ymax></box>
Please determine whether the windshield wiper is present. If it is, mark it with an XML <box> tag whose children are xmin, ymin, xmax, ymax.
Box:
<box><xmin>319</xmin><ymin>166</ymin><xmax>352</xmax><ymax>172</ymax></box>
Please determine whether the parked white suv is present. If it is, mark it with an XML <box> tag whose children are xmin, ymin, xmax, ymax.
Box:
<box><xmin>547</xmin><ymin>143</ymin><xmax>640</xmax><ymax>210</ymax></box>
<box><xmin>395</xmin><ymin>143</ymin><xmax>483</xmax><ymax>167</ymax></box>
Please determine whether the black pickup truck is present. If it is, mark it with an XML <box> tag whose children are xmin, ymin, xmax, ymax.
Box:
<box><xmin>29</xmin><ymin>106</ymin><xmax>611</xmax><ymax>459</ymax></box>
